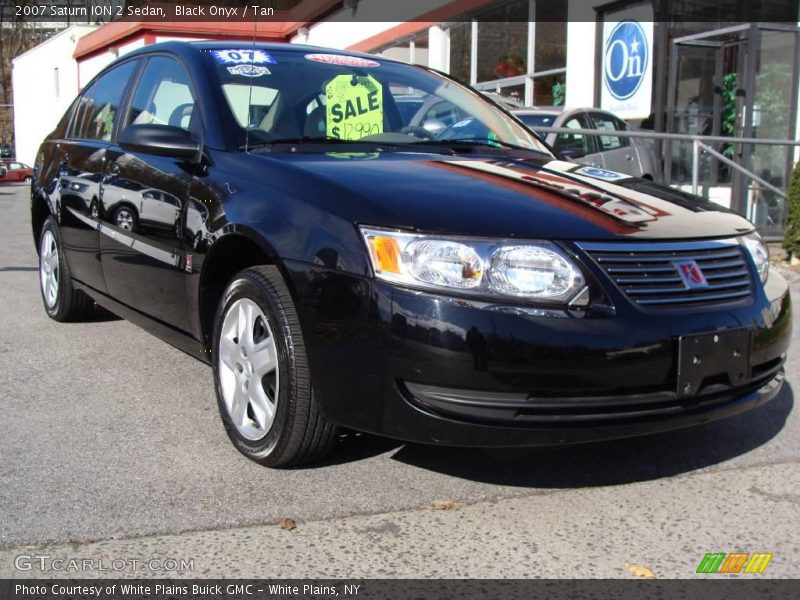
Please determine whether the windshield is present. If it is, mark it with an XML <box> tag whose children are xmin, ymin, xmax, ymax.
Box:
<box><xmin>203</xmin><ymin>47</ymin><xmax>551</xmax><ymax>154</ymax></box>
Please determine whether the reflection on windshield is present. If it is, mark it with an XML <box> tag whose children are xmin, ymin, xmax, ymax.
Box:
<box><xmin>204</xmin><ymin>47</ymin><xmax>551</xmax><ymax>155</ymax></box>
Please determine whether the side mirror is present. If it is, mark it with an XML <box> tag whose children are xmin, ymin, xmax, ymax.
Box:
<box><xmin>118</xmin><ymin>124</ymin><xmax>200</xmax><ymax>160</ymax></box>
<box><xmin>558</xmin><ymin>146</ymin><xmax>587</xmax><ymax>160</ymax></box>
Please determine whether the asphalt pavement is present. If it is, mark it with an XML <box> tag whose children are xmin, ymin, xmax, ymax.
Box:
<box><xmin>1</xmin><ymin>183</ymin><xmax>798</xmax><ymax>578</ymax></box>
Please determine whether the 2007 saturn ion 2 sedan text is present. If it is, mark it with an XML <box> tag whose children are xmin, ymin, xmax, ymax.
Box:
<box><xmin>32</xmin><ymin>42</ymin><xmax>791</xmax><ymax>467</ymax></box>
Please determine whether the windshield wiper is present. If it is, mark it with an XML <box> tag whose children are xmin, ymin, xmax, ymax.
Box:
<box><xmin>418</xmin><ymin>138</ymin><xmax>548</xmax><ymax>154</ymax></box>
<box><xmin>242</xmin><ymin>135</ymin><xmax>550</xmax><ymax>157</ymax></box>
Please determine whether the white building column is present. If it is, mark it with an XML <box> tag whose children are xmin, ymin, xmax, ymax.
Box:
<box><xmin>564</xmin><ymin>20</ymin><xmax>596</xmax><ymax>107</ymax></box>
<box><xmin>427</xmin><ymin>25</ymin><xmax>447</xmax><ymax>71</ymax></box>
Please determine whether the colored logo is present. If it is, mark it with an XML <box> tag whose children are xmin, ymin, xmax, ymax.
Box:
<box><xmin>604</xmin><ymin>21</ymin><xmax>648</xmax><ymax>101</ymax></box>
<box><xmin>575</xmin><ymin>166</ymin><xmax>628</xmax><ymax>181</ymax></box>
<box><xmin>675</xmin><ymin>260</ymin><xmax>708</xmax><ymax>289</ymax></box>
<box><xmin>697</xmin><ymin>552</ymin><xmax>773</xmax><ymax>574</ymax></box>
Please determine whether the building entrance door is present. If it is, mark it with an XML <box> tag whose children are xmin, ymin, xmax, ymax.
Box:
<box><xmin>665</xmin><ymin>24</ymin><xmax>799</xmax><ymax>238</ymax></box>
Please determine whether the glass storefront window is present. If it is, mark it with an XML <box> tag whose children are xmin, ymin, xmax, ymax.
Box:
<box><xmin>495</xmin><ymin>83</ymin><xmax>526</xmax><ymax>106</ymax></box>
<box><xmin>448</xmin><ymin>22</ymin><xmax>472</xmax><ymax>83</ymax></box>
<box><xmin>475</xmin><ymin>1</ymin><xmax>530</xmax><ymax>83</ymax></box>
<box><xmin>448</xmin><ymin>0</ymin><xmax>567</xmax><ymax>106</ymax></box>
<box><xmin>533</xmin><ymin>72</ymin><xmax>566</xmax><ymax>106</ymax></box>
<box><xmin>749</xmin><ymin>30</ymin><xmax>797</xmax><ymax>235</ymax></box>
<box><xmin>534</xmin><ymin>0</ymin><xmax>567</xmax><ymax>71</ymax></box>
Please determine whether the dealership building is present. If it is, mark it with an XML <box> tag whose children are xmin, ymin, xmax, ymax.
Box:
<box><xmin>12</xmin><ymin>0</ymin><xmax>800</xmax><ymax>236</ymax></box>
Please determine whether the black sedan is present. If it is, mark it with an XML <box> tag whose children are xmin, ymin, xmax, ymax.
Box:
<box><xmin>32</xmin><ymin>42</ymin><xmax>791</xmax><ymax>467</ymax></box>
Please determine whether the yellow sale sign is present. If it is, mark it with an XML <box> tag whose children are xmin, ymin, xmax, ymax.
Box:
<box><xmin>325</xmin><ymin>74</ymin><xmax>383</xmax><ymax>141</ymax></box>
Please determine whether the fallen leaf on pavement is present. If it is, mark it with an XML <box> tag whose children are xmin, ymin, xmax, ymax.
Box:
<box><xmin>624</xmin><ymin>563</ymin><xmax>656</xmax><ymax>578</ymax></box>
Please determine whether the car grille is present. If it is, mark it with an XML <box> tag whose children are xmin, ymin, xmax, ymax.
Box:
<box><xmin>579</xmin><ymin>240</ymin><xmax>754</xmax><ymax>307</ymax></box>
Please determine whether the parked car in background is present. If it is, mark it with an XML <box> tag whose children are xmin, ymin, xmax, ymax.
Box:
<box><xmin>512</xmin><ymin>107</ymin><xmax>662</xmax><ymax>181</ymax></box>
<box><xmin>100</xmin><ymin>177</ymin><xmax>182</xmax><ymax>233</ymax></box>
<box><xmin>0</xmin><ymin>161</ymin><xmax>34</xmax><ymax>183</ymax></box>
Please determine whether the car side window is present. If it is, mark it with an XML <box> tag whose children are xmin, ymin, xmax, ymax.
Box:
<box><xmin>126</xmin><ymin>57</ymin><xmax>197</xmax><ymax>132</ymax></box>
<box><xmin>554</xmin><ymin>116</ymin><xmax>592</xmax><ymax>155</ymax></box>
<box><xmin>68</xmin><ymin>83</ymin><xmax>96</xmax><ymax>140</ymax></box>
<box><xmin>68</xmin><ymin>61</ymin><xmax>138</xmax><ymax>141</ymax></box>
<box><xmin>590</xmin><ymin>112</ymin><xmax>630</xmax><ymax>150</ymax></box>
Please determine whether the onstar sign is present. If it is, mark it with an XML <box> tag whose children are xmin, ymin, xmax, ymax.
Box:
<box><xmin>601</xmin><ymin>19</ymin><xmax>654</xmax><ymax>119</ymax></box>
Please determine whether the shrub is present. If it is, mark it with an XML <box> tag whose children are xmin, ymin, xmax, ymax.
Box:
<box><xmin>783</xmin><ymin>160</ymin><xmax>800</xmax><ymax>258</ymax></box>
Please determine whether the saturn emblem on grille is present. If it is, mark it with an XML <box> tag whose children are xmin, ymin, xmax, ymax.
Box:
<box><xmin>675</xmin><ymin>260</ymin><xmax>709</xmax><ymax>289</ymax></box>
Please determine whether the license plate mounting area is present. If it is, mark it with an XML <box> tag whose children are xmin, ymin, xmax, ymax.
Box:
<box><xmin>677</xmin><ymin>328</ymin><xmax>751</xmax><ymax>397</ymax></box>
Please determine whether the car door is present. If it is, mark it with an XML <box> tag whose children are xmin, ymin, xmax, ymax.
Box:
<box><xmin>7</xmin><ymin>162</ymin><xmax>23</xmax><ymax>181</ymax></box>
<box><xmin>99</xmin><ymin>54</ymin><xmax>198</xmax><ymax>332</ymax></box>
<box><xmin>551</xmin><ymin>113</ymin><xmax>603</xmax><ymax>167</ymax></box>
<box><xmin>56</xmin><ymin>59</ymin><xmax>140</xmax><ymax>295</ymax></box>
<box><xmin>140</xmin><ymin>190</ymin><xmax>182</xmax><ymax>230</ymax></box>
<box><xmin>586</xmin><ymin>111</ymin><xmax>640</xmax><ymax>176</ymax></box>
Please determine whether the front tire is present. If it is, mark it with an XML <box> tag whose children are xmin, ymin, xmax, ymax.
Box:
<box><xmin>212</xmin><ymin>265</ymin><xmax>338</xmax><ymax>467</ymax></box>
<box><xmin>39</xmin><ymin>216</ymin><xmax>93</xmax><ymax>321</ymax></box>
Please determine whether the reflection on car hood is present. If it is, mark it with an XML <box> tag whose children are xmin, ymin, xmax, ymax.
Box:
<box><xmin>257</xmin><ymin>152</ymin><xmax>753</xmax><ymax>240</ymax></box>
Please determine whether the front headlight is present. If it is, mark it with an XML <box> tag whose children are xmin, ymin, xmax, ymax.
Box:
<box><xmin>360</xmin><ymin>226</ymin><xmax>586</xmax><ymax>304</ymax></box>
<box><xmin>740</xmin><ymin>232</ymin><xmax>769</xmax><ymax>284</ymax></box>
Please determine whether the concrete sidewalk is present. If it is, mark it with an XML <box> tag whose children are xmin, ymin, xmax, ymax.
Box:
<box><xmin>1</xmin><ymin>461</ymin><xmax>797</xmax><ymax>578</ymax></box>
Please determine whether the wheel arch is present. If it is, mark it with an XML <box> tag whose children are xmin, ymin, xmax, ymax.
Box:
<box><xmin>110</xmin><ymin>200</ymin><xmax>139</xmax><ymax>218</ymax></box>
<box><xmin>30</xmin><ymin>190</ymin><xmax>52</xmax><ymax>253</ymax></box>
<box><xmin>197</xmin><ymin>228</ymin><xmax>291</xmax><ymax>348</ymax></box>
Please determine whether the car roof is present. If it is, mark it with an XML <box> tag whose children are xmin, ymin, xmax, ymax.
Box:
<box><xmin>121</xmin><ymin>40</ymin><xmax>407</xmax><ymax>66</ymax></box>
<box><xmin>513</xmin><ymin>107</ymin><xmax>563</xmax><ymax>116</ymax></box>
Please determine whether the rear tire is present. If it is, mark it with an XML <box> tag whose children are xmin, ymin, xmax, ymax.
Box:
<box><xmin>212</xmin><ymin>265</ymin><xmax>338</xmax><ymax>467</ymax></box>
<box><xmin>113</xmin><ymin>205</ymin><xmax>137</xmax><ymax>232</ymax></box>
<box><xmin>39</xmin><ymin>216</ymin><xmax>93</xmax><ymax>322</ymax></box>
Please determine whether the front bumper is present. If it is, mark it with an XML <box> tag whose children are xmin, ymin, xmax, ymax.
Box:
<box><xmin>283</xmin><ymin>259</ymin><xmax>792</xmax><ymax>447</ymax></box>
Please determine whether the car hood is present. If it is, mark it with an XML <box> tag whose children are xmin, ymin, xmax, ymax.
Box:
<box><xmin>256</xmin><ymin>151</ymin><xmax>754</xmax><ymax>241</ymax></box>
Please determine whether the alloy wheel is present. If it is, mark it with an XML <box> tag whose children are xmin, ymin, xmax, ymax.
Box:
<box><xmin>116</xmin><ymin>208</ymin><xmax>134</xmax><ymax>230</ymax></box>
<box><xmin>218</xmin><ymin>298</ymin><xmax>279</xmax><ymax>440</ymax></box>
<box><xmin>39</xmin><ymin>230</ymin><xmax>59</xmax><ymax>308</ymax></box>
